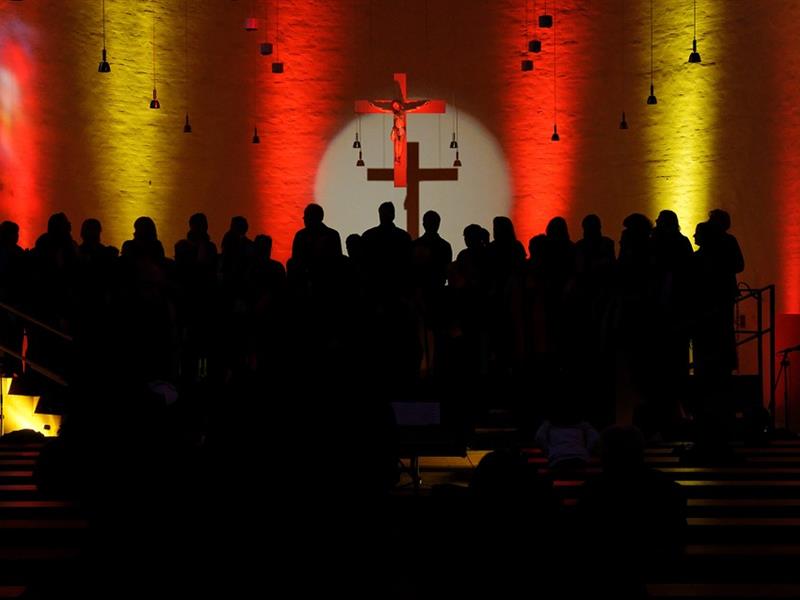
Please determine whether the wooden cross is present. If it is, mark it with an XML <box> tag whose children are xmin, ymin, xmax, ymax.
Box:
<box><xmin>355</xmin><ymin>73</ymin><xmax>446</xmax><ymax>188</ymax></box>
<box><xmin>367</xmin><ymin>142</ymin><xmax>458</xmax><ymax>239</ymax></box>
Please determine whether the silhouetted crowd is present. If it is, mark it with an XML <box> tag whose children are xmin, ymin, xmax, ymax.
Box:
<box><xmin>0</xmin><ymin>204</ymin><xmax>746</xmax><ymax>438</ymax></box>
<box><xmin>0</xmin><ymin>203</ymin><xmax>745</xmax><ymax>599</ymax></box>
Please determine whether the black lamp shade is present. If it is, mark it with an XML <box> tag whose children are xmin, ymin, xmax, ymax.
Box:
<box><xmin>98</xmin><ymin>48</ymin><xmax>111</xmax><ymax>73</ymax></box>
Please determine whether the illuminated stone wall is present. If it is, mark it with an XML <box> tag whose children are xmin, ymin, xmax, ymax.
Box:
<box><xmin>0</xmin><ymin>1</ymin><xmax>797</xmax><ymax>313</ymax></box>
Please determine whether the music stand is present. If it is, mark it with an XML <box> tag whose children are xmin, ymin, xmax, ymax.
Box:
<box><xmin>391</xmin><ymin>401</ymin><xmax>469</xmax><ymax>490</ymax></box>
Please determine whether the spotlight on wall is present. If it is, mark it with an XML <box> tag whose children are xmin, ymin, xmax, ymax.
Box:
<box><xmin>252</xmin><ymin>127</ymin><xmax>260</xmax><ymax>144</ymax></box>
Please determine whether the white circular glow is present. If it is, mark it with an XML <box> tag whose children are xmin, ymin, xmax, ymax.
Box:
<box><xmin>314</xmin><ymin>109</ymin><xmax>511</xmax><ymax>255</ymax></box>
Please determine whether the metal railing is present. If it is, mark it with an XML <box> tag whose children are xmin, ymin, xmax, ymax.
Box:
<box><xmin>0</xmin><ymin>301</ymin><xmax>71</xmax><ymax>388</ymax></box>
<box><xmin>734</xmin><ymin>284</ymin><xmax>775</xmax><ymax>428</ymax></box>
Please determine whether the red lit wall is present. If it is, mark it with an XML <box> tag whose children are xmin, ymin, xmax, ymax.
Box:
<box><xmin>0</xmin><ymin>0</ymin><xmax>797</xmax><ymax>313</ymax></box>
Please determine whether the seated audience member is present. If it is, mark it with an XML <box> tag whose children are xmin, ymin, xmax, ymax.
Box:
<box><xmin>466</xmin><ymin>449</ymin><xmax>559</xmax><ymax>598</ymax></box>
<box><xmin>535</xmin><ymin>399</ymin><xmax>599</xmax><ymax>471</ymax></box>
<box><xmin>575</xmin><ymin>425</ymin><xmax>687</xmax><ymax>599</ymax></box>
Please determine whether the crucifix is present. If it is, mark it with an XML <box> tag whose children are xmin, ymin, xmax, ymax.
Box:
<box><xmin>355</xmin><ymin>73</ymin><xmax>446</xmax><ymax>188</ymax></box>
<box><xmin>367</xmin><ymin>142</ymin><xmax>458</xmax><ymax>239</ymax></box>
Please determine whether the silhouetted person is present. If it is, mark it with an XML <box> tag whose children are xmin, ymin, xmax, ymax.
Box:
<box><xmin>251</xmin><ymin>234</ymin><xmax>286</xmax><ymax>295</ymax></box>
<box><xmin>220</xmin><ymin>215</ymin><xmax>254</xmax><ymax>288</ymax></box>
<box><xmin>540</xmin><ymin>216</ymin><xmax>577</xmax><ymax>362</ymax></box>
<box><xmin>486</xmin><ymin>216</ymin><xmax>526</xmax><ymax>294</ymax></box>
<box><xmin>28</xmin><ymin>213</ymin><xmax>79</xmax><ymax>375</ymax></box>
<box><xmin>249</xmin><ymin>235</ymin><xmax>287</xmax><ymax>373</ymax></box>
<box><xmin>412</xmin><ymin>210</ymin><xmax>452</xmax><ymax>374</ymax></box>
<box><xmin>576</xmin><ymin>425</ymin><xmax>687</xmax><ymax>598</ymax></box>
<box><xmin>451</xmin><ymin>224</ymin><xmax>491</xmax><ymax>378</ymax></box>
<box><xmin>361</xmin><ymin>202</ymin><xmax>417</xmax><ymax>382</ymax></box>
<box><xmin>74</xmin><ymin>218</ymin><xmax>118</xmax><ymax>356</ymax></box>
<box><xmin>691</xmin><ymin>220</ymin><xmax>739</xmax><ymax>376</ymax></box>
<box><xmin>688</xmin><ymin>220</ymin><xmax>743</xmax><ymax>460</ymax></box>
<box><xmin>412</xmin><ymin>210</ymin><xmax>452</xmax><ymax>291</ymax></box>
<box><xmin>118</xmin><ymin>216</ymin><xmax>174</xmax><ymax>383</ymax></box>
<box><xmin>121</xmin><ymin>216</ymin><xmax>166</xmax><ymax>263</ymax></box>
<box><xmin>575</xmin><ymin>213</ymin><xmax>615</xmax><ymax>295</ymax></box>
<box><xmin>708</xmin><ymin>208</ymin><xmax>745</xmax><ymax>366</ymax></box>
<box><xmin>79</xmin><ymin>218</ymin><xmax>119</xmax><ymax>259</ymax></box>
<box><xmin>486</xmin><ymin>216</ymin><xmax>526</xmax><ymax>377</ymax></box>
<box><xmin>543</xmin><ymin>216</ymin><xmax>575</xmax><ymax>292</ymax></box>
<box><xmin>535</xmin><ymin>396</ymin><xmax>599</xmax><ymax>471</ymax></box>
<box><xmin>0</xmin><ymin>221</ymin><xmax>26</xmax><ymax>374</ymax></box>
<box><xmin>341</xmin><ymin>233</ymin><xmax>367</xmax><ymax>301</ymax></box>
<box><xmin>362</xmin><ymin>201</ymin><xmax>413</xmax><ymax>297</ymax></box>
<box><xmin>615</xmin><ymin>213</ymin><xmax>655</xmax><ymax>425</ymax></box>
<box><xmin>467</xmin><ymin>449</ymin><xmax>559</xmax><ymax>598</ymax></box>
<box><xmin>174</xmin><ymin>213</ymin><xmax>218</xmax><ymax>287</ymax></box>
<box><xmin>573</xmin><ymin>214</ymin><xmax>616</xmax><ymax>427</ymax></box>
<box><xmin>288</xmin><ymin>203</ymin><xmax>343</xmax><ymax>297</ymax></box>
<box><xmin>639</xmin><ymin>210</ymin><xmax>694</xmax><ymax>438</ymax></box>
<box><xmin>709</xmin><ymin>208</ymin><xmax>745</xmax><ymax>296</ymax></box>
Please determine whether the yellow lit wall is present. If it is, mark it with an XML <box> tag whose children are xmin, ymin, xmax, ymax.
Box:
<box><xmin>641</xmin><ymin>0</ymin><xmax>721</xmax><ymax>240</ymax></box>
<box><xmin>0</xmin><ymin>1</ymin><xmax>798</xmax><ymax>314</ymax></box>
<box><xmin>1</xmin><ymin>378</ymin><xmax>60</xmax><ymax>437</ymax></box>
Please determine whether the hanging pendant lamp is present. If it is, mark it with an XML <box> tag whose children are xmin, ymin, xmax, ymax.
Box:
<box><xmin>551</xmin><ymin>1</ymin><xmax>559</xmax><ymax>141</ymax></box>
<box><xmin>688</xmin><ymin>0</ymin><xmax>702</xmax><ymax>63</ymax></box>
<box><xmin>149</xmin><ymin>6</ymin><xmax>160</xmax><ymax>109</ymax></box>
<box><xmin>182</xmin><ymin>1</ymin><xmax>192</xmax><ymax>131</ymax></box>
<box><xmin>98</xmin><ymin>0</ymin><xmax>111</xmax><ymax>72</ymax></box>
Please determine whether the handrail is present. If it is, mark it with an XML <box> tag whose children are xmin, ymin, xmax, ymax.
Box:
<box><xmin>734</xmin><ymin>284</ymin><xmax>776</xmax><ymax>430</ymax></box>
<box><xmin>0</xmin><ymin>301</ymin><xmax>73</xmax><ymax>343</ymax></box>
<box><xmin>0</xmin><ymin>343</ymin><xmax>67</xmax><ymax>387</ymax></box>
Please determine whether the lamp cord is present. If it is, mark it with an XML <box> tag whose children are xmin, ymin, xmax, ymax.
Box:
<box><xmin>621</xmin><ymin>0</ymin><xmax>625</xmax><ymax>112</ymax></box>
<box><xmin>264</xmin><ymin>0</ymin><xmax>269</xmax><ymax>43</ymax></box>
<box><xmin>553</xmin><ymin>0</ymin><xmax>557</xmax><ymax>126</ymax></box>
<box><xmin>152</xmin><ymin>5</ymin><xmax>157</xmax><ymax>88</ymax></box>
<box><xmin>650</xmin><ymin>0</ymin><xmax>654</xmax><ymax>85</ymax></box>
<box><xmin>524</xmin><ymin>0</ymin><xmax>528</xmax><ymax>49</ymax></box>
